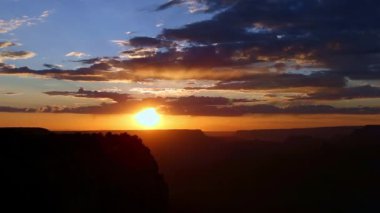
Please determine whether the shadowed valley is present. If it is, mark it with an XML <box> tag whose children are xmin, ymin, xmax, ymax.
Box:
<box><xmin>126</xmin><ymin>126</ymin><xmax>380</xmax><ymax>212</ymax></box>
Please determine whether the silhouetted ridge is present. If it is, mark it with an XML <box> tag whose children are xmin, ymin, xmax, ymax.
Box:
<box><xmin>0</xmin><ymin>129</ymin><xmax>168</xmax><ymax>212</ymax></box>
<box><xmin>0</xmin><ymin>127</ymin><xmax>50</xmax><ymax>135</ymax></box>
<box><xmin>343</xmin><ymin>125</ymin><xmax>380</xmax><ymax>148</ymax></box>
<box><xmin>351</xmin><ymin>125</ymin><xmax>380</xmax><ymax>139</ymax></box>
<box><xmin>235</xmin><ymin>126</ymin><xmax>361</xmax><ymax>141</ymax></box>
<box><xmin>127</xmin><ymin>129</ymin><xmax>206</xmax><ymax>142</ymax></box>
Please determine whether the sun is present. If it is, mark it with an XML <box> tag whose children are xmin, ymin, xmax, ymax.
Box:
<box><xmin>134</xmin><ymin>108</ymin><xmax>161</xmax><ymax>128</ymax></box>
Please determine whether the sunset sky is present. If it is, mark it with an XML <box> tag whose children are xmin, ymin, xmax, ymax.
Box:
<box><xmin>1</xmin><ymin>0</ymin><xmax>380</xmax><ymax>130</ymax></box>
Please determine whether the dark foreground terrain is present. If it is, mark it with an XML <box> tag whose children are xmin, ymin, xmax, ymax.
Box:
<box><xmin>1</xmin><ymin>126</ymin><xmax>380</xmax><ymax>212</ymax></box>
<box><xmin>0</xmin><ymin>128</ymin><xmax>168</xmax><ymax>212</ymax></box>
<box><xmin>128</xmin><ymin>126</ymin><xmax>380</xmax><ymax>213</ymax></box>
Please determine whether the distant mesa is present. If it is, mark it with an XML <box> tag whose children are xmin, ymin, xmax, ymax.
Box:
<box><xmin>127</xmin><ymin>129</ymin><xmax>206</xmax><ymax>141</ymax></box>
<box><xmin>0</xmin><ymin>127</ymin><xmax>50</xmax><ymax>135</ymax></box>
<box><xmin>235</xmin><ymin>126</ymin><xmax>362</xmax><ymax>142</ymax></box>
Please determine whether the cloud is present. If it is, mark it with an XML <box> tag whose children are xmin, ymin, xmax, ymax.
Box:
<box><xmin>4</xmin><ymin>0</ymin><xmax>380</xmax><ymax>84</ymax></box>
<box><xmin>188</xmin><ymin>72</ymin><xmax>346</xmax><ymax>90</ymax></box>
<box><xmin>40</xmin><ymin>10</ymin><xmax>51</xmax><ymax>18</ymax></box>
<box><xmin>39</xmin><ymin>88</ymin><xmax>260</xmax><ymax>114</ymax></box>
<box><xmin>45</xmin><ymin>88</ymin><xmax>252</xmax><ymax>104</ymax></box>
<box><xmin>65</xmin><ymin>51</ymin><xmax>89</xmax><ymax>58</ymax></box>
<box><xmin>152</xmin><ymin>0</ymin><xmax>380</xmax><ymax>81</ymax></box>
<box><xmin>0</xmin><ymin>58</ymin><xmax>334</xmax><ymax>86</ymax></box>
<box><xmin>1</xmin><ymin>91</ymin><xmax>20</xmax><ymax>96</ymax></box>
<box><xmin>0</xmin><ymin>41</ymin><xmax>17</xmax><ymax>49</ymax></box>
<box><xmin>25</xmin><ymin>88</ymin><xmax>377</xmax><ymax>115</ymax></box>
<box><xmin>45</xmin><ymin>87</ymin><xmax>131</xmax><ymax>103</ymax></box>
<box><xmin>43</xmin><ymin>64</ymin><xmax>63</xmax><ymax>69</ymax></box>
<box><xmin>156</xmin><ymin>0</ymin><xmax>229</xmax><ymax>13</ymax></box>
<box><xmin>128</xmin><ymin>37</ymin><xmax>161</xmax><ymax>47</ymax></box>
<box><xmin>0</xmin><ymin>106</ymin><xmax>35</xmax><ymax>113</ymax></box>
<box><xmin>0</xmin><ymin>40</ymin><xmax>35</xmax><ymax>63</ymax></box>
<box><xmin>0</xmin><ymin>51</ymin><xmax>36</xmax><ymax>62</ymax></box>
<box><xmin>156</xmin><ymin>0</ymin><xmax>183</xmax><ymax>11</ymax></box>
<box><xmin>0</xmin><ymin>63</ymin><xmax>127</xmax><ymax>81</ymax></box>
<box><xmin>111</xmin><ymin>40</ymin><xmax>130</xmax><ymax>47</ymax></box>
<box><xmin>294</xmin><ymin>85</ymin><xmax>380</xmax><ymax>100</ymax></box>
<box><xmin>0</xmin><ymin>63</ymin><xmax>15</xmax><ymax>69</ymax></box>
<box><xmin>4</xmin><ymin>1</ymin><xmax>380</xmax><ymax>84</ymax></box>
<box><xmin>1</xmin><ymin>101</ymin><xmax>380</xmax><ymax>116</ymax></box>
<box><xmin>0</xmin><ymin>10</ymin><xmax>51</xmax><ymax>34</ymax></box>
<box><xmin>0</xmin><ymin>87</ymin><xmax>379</xmax><ymax>115</ymax></box>
<box><xmin>121</xmin><ymin>47</ymin><xmax>159</xmax><ymax>59</ymax></box>
<box><xmin>128</xmin><ymin>36</ymin><xmax>170</xmax><ymax>47</ymax></box>
<box><xmin>162</xmin><ymin>104</ymin><xmax>380</xmax><ymax>116</ymax></box>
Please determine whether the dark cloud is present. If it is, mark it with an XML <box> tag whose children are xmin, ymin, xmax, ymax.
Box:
<box><xmin>190</xmin><ymin>72</ymin><xmax>346</xmax><ymax>90</ymax></box>
<box><xmin>113</xmin><ymin>0</ymin><xmax>380</xmax><ymax>84</ymax></box>
<box><xmin>2</xmin><ymin>87</ymin><xmax>380</xmax><ymax>115</ymax></box>
<box><xmin>155</xmin><ymin>0</ymin><xmax>380</xmax><ymax>80</ymax></box>
<box><xmin>163</xmin><ymin>104</ymin><xmax>380</xmax><ymax>116</ymax></box>
<box><xmin>0</xmin><ymin>88</ymin><xmax>368</xmax><ymax>116</ymax></box>
<box><xmin>128</xmin><ymin>37</ymin><xmax>170</xmax><ymax>47</ymax></box>
<box><xmin>169</xmin><ymin>95</ymin><xmax>252</xmax><ymax>105</ymax></box>
<box><xmin>0</xmin><ymin>64</ymin><xmax>125</xmax><ymax>81</ymax></box>
<box><xmin>156</xmin><ymin>0</ymin><xmax>183</xmax><ymax>11</ymax></box>
<box><xmin>2</xmin><ymin>57</ymin><xmax>336</xmax><ymax>87</ymax></box>
<box><xmin>45</xmin><ymin>88</ymin><xmax>253</xmax><ymax>104</ymax></box>
<box><xmin>45</xmin><ymin>88</ymin><xmax>131</xmax><ymax>103</ymax></box>
<box><xmin>0</xmin><ymin>63</ymin><xmax>16</xmax><ymax>70</ymax></box>
<box><xmin>58</xmin><ymin>95</ymin><xmax>253</xmax><ymax>115</ymax></box>
<box><xmin>0</xmin><ymin>106</ymin><xmax>35</xmax><ymax>113</ymax></box>
<box><xmin>41</xmin><ymin>88</ymin><xmax>255</xmax><ymax>114</ymax></box>
<box><xmin>74</xmin><ymin>57</ymin><xmax>104</xmax><ymax>64</ymax></box>
<box><xmin>43</xmin><ymin>64</ymin><xmax>62</xmax><ymax>70</ymax></box>
<box><xmin>294</xmin><ymin>85</ymin><xmax>380</xmax><ymax>100</ymax></box>
<box><xmin>1</xmin><ymin>91</ymin><xmax>19</xmax><ymax>95</ymax></box>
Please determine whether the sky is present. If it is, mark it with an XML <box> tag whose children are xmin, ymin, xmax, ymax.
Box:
<box><xmin>1</xmin><ymin>0</ymin><xmax>380</xmax><ymax>130</ymax></box>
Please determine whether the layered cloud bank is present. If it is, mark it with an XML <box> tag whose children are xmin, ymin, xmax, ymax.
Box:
<box><xmin>1</xmin><ymin>88</ymin><xmax>379</xmax><ymax>116</ymax></box>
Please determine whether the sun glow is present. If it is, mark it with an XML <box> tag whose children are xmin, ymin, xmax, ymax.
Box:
<box><xmin>134</xmin><ymin>108</ymin><xmax>161</xmax><ymax>128</ymax></box>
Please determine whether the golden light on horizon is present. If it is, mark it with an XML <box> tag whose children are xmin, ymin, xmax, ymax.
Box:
<box><xmin>134</xmin><ymin>108</ymin><xmax>161</xmax><ymax>129</ymax></box>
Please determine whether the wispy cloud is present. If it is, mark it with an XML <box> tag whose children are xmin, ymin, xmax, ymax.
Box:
<box><xmin>1</xmin><ymin>91</ymin><xmax>21</xmax><ymax>96</ymax></box>
<box><xmin>111</xmin><ymin>40</ymin><xmax>130</xmax><ymax>47</ymax></box>
<box><xmin>0</xmin><ymin>10</ymin><xmax>51</xmax><ymax>34</ymax></box>
<box><xmin>156</xmin><ymin>0</ymin><xmax>218</xmax><ymax>13</ymax></box>
<box><xmin>0</xmin><ymin>41</ymin><xmax>17</xmax><ymax>49</ymax></box>
<box><xmin>65</xmin><ymin>51</ymin><xmax>89</xmax><ymax>58</ymax></box>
